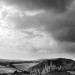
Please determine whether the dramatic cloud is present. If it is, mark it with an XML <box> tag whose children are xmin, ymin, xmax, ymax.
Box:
<box><xmin>2</xmin><ymin>0</ymin><xmax>72</xmax><ymax>12</ymax></box>
<box><xmin>3</xmin><ymin>0</ymin><xmax>75</xmax><ymax>42</ymax></box>
<box><xmin>0</xmin><ymin>0</ymin><xmax>75</xmax><ymax>60</ymax></box>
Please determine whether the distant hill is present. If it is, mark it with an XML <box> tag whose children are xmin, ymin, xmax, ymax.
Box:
<box><xmin>0</xmin><ymin>58</ymin><xmax>39</xmax><ymax>66</ymax></box>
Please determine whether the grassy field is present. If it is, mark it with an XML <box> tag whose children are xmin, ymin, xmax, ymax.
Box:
<box><xmin>0</xmin><ymin>67</ymin><xmax>16</xmax><ymax>74</ymax></box>
<box><xmin>13</xmin><ymin>63</ymin><xmax>38</xmax><ymax>71</ymax></box>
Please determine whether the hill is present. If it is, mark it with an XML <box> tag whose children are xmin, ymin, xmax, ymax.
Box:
<box><xmin>28</xmin><ymin>58</ymin><xmax>75</xmax><ymax>75</ymax></box>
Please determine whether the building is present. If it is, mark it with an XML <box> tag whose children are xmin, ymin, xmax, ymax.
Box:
<box><xmin>28</xmin><ymin>58</ymin><xmax>75</xmax><ymax>75</ymax></box>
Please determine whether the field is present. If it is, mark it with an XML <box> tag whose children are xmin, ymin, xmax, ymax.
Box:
<box><xmin>0</xmin><ymin>67</ymin><xmax>16</xmax><ymax>74</ymax></box>
<box><xmin>13</xmin><ymin>63</ymin><xmax>38</xmax><ymax>71</ymax></box>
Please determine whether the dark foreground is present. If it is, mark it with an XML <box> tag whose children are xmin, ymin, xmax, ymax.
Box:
<box><xmin>0</xmin><ymin>71</ymin><xmax>74</xmax><ymax>75</ymax></box>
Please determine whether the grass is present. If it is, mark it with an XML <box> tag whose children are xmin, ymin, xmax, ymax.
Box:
<box><xmin>13</xmin><ymin>63</ymin><xmax>38</xmax><ymax>71</ymax></box>
<box><xmin>0</xmin><ymin>67</ymin><xmax>16</xmax><ymax>74</ymax></box>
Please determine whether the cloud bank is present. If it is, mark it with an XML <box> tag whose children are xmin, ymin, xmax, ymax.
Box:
<box><xmin>0</xmin><ymin>0</ymin><xmax>75</xmax><ymax>60</ymax></box>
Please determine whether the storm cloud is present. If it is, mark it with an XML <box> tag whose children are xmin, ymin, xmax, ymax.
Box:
<box><xmin>3</xmin><ymin>0</ymin><xmax>72</xmax><ymax>12</ymax></box>
<box><xmin>3</xmin><ymin>0</ymin><xmax>75</xmax><ymax>42</ymax></box>
<box><xmin>0</xmin><ymin>0</ymin><xmax>75</xmax><ymax>59</ymax></box>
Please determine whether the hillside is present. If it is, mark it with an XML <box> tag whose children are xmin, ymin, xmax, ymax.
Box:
<box><xmin>29</xmin><ymin>58</ymin><xmax>75</xmax><ymax>73</ymax></box>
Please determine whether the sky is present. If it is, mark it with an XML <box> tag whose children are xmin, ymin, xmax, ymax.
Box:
<box><xmin>0</xmin><ymin>0</ymin><xmax>75</xmax><ymax>60</ymax></box>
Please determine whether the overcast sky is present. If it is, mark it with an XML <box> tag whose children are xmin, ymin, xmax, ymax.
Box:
<box><xmin>0</xmin><ymin>0</ymin><xmax>75</xmax><ymax>60</ymax></box>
